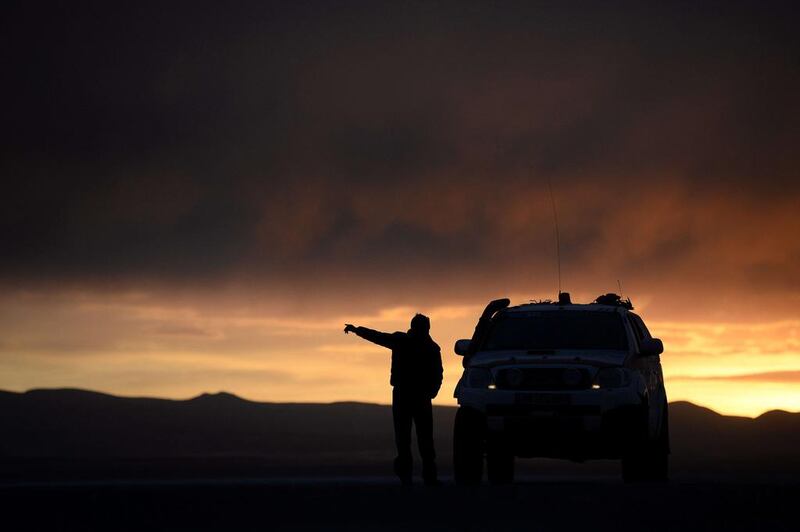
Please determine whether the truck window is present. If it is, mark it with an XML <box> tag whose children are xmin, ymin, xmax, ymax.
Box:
<box><xmin>628</xmin><ymin>314</ymin><xmax>651</xmax><ymax>341</ymax></box>
<box><xmin>483</xmin><ymin>311</ymin><xmax>629</xmax><ymax>351</ymax></box>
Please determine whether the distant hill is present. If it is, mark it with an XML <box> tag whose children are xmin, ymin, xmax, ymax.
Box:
<box><xmin>1</xmin><ymin>389</ymin><xmax>798</xmax><ymax>481</ymax></box>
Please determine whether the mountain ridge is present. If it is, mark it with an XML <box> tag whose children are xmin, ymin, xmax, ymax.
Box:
<box><xmin>9</xmin><ymin>388</ymin><xmax>794</xmax><ymax>419</ymax></box>
<box><xmin>2</xmin><ymin>387</ymin><xmax>799</xmax><ymax>481</ymax></box>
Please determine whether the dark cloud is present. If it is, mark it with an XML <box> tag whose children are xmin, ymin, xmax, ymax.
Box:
<box><xmin>2</xmin><ymin>0</ymin><xmax>799</xmax><ymax>310</ymax></box>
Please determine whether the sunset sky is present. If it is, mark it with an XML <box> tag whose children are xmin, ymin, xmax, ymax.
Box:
<box><xmin>2</xmin><ymin>1</ymin><xmax>799</xmax><ymax>417</ymax></box>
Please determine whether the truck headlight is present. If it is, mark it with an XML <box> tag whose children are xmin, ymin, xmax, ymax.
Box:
<box><xmin>593</xmin><ymin>368</ymin><xmax>631</xmax><ymax>389</ymax></box>
<box><xmin>467</xmin><ymin>367</ymin><xmax>494</xmax><ymax>388</ymax></box>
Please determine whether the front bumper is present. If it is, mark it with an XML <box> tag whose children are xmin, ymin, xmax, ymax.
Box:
<box><xmin>459</xmin><ymin>387</ymin><xmax>645</xmax><ymax>460</ymax></box>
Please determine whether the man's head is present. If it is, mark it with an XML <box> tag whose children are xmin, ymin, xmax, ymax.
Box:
<box><xmin>410</xmin><ymin>313</ymin><xmax>431</xmax><ymax>334</ymax></box>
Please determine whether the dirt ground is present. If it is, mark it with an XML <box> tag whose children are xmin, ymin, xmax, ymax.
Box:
<box><xmin>2</xmin><ymin>477</ymin><xmax>797</xmax><ymax>531</ymax></box>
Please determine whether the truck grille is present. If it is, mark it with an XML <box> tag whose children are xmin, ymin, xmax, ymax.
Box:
<box><xmin>494</xmin><ymin>367</ymin><xmax>591</xmax><ymax>391</ymax></box>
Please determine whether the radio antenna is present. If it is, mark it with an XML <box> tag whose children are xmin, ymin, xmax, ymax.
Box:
<box><xmin>546</xmin><ymin>177</ymin><xmax>562</xmax><ymax>294</ymax></box>
<box><xmin>617</xmin><ymin>279</ymin><xmax>624</xmax><ymax>298</ymax></box>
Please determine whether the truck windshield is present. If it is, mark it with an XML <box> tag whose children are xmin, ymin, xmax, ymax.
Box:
<box><xmin>483</xmin><ymin>311</ymin><xmax>628</xmax><ymax>351</ymax></box>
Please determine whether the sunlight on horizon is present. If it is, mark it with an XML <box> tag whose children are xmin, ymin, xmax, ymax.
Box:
<box><xmin>1</xmin><ymin>293</ymin><xmax>798</xmax><ymax>418</ymax></box>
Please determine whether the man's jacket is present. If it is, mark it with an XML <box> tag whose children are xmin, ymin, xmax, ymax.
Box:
<box><xmin>354</xmin><ymin>327</ymin><xmax>443</xmax><ymax>397</ymax></box>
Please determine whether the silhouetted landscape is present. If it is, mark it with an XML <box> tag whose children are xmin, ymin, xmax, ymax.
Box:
<box><xmin>3</xmin><ymin>389</ymin><xmax>800</xmax><ymax>530</ymax></box>
<box><xmin>2</xmin><ymin>388</ymin><xmax>799</xmax><ymax>482</ymax></box>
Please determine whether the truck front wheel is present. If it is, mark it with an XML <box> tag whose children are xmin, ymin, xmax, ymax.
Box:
<box><xmin>453</xmin><ymin>406</ymin><xmax>485</xmax><ymax>485</ymax></box>
<box><xmin>621</xmin><ymin>401</ymin><xmax>669</xmax><ymax>482</ymax></box>
<box><xmin>486</xmin><ymin>438</ymin><xmax>515</xmax><ymax>485</ymax></box>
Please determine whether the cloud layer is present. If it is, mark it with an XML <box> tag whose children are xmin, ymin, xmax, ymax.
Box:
<box><xmin>1</xmin><ymin>1</ymin><xmax>799</xmax><ymax>414</ymax></box>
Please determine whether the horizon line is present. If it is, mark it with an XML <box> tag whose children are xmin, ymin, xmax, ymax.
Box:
<box><xmin>3</xmin><ymin>386</ymin><xmax>797</xmax><ymax>420</ymax></box>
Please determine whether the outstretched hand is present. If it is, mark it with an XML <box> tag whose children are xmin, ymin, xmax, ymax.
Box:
<box><xmin>343</xmin><ymin>323</ymin><xmax>356</xmax><ymax>334</ymax></box>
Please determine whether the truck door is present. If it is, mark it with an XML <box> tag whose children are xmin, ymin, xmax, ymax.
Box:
<box><xmin>628</xmin><ymin>313</ymin><xmax>665</xmax><ymax>437</ymax></box>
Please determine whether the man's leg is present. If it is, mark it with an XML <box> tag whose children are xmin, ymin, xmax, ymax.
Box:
<box><xmin>413</xmin><ymin>394</ymin><xmax>439</xmax><ymax>485</ymax></box>
<box><xmin>392</xmin><ymin>388</ymin><xmax>413</xmax><ymax>485</ymax></box>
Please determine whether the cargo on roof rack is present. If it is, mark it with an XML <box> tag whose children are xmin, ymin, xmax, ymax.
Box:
<box><xmin>593</xmin><ymin>293</ymin><xmax>633</xmax><ymax>310</ymax></box>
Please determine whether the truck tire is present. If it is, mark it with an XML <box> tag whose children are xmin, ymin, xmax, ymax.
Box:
<box><xmin>486</xmin><ymin>439</ymin><xmax>514</xmax><ymax>485</ymax></box>
<box><xmin>647</xmin><ymin>402</ymin><xmax>670</xmax><ymax>482</ymax></box>
<box><xmin>453</xmin><ymin>406</ymin><xmax>485</xmax><ymax>485</ymax></box>
<box><xmin>621</xmin><ymin>401</ymin><xmax>669</xmax><ymax>482</ymax></box>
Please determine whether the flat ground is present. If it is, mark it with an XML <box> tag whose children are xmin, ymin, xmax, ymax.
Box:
<box><xmin>2</xmin><ymin>477</ymin><xmax>797</xmax><ymax>531</ymax></box>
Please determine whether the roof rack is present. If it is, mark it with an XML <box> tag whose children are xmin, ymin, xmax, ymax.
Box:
<box><xmin>528</xmin><ymin>292</ymin><xmax>572</xmax><ymax>305</ymax></box>
<box><xmin>592</xmin><ymin>293</ymin><xmax>633</xmax><ymax>310</ymax></box>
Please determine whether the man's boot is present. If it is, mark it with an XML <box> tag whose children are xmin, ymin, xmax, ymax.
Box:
<box><xmin>394</xmin><ymin>456</ymin><xmax>412</xmax><ymax>486</ymax></box>
<box><xmin>422</xmin><ymin>461</ymin><xmax>441</xmax><ymax>487</ymax></box>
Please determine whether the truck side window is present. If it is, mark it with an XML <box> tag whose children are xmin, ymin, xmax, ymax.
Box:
<box><xmin>631</xmin><ymin>314</ymin><xmax>652</xmax><ymax>339</ymax></box>
<box><xmin>628</xmin><ymin>314</ymin><xmax>649</xmax><ymax>347</ymax></box>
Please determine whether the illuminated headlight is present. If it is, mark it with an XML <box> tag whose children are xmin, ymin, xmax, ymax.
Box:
<box><xmin>593</xmin><ymin>368</ymin><xmax>631</xmax><ymax>389</ymax></box>
<box><xmin>467</xmin><ymin>367</ymin><xmax>494</xmax><ymax>388</ymax></box>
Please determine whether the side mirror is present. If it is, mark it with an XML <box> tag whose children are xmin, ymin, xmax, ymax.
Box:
<box><xmin>640</xmin><ymin>338</ymin><xmax>664</xmax><ymax>357</ymax></box>
<box><xmin>454</xmin><ymin>339</ymin><xmax>472</xmax><ymax>356</ymax></box>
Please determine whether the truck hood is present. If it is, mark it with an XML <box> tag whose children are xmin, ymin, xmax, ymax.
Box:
<box><xmin>468</xmin><ymin>349</ymin><xmax>628</xmax><ymax>368</ymax></box>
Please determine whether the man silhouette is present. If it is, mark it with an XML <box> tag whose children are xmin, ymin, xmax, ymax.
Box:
<box><xmin>344</xmin><ymin>314</ymin><xmax>443</xmax><ymax>486</ymax></box>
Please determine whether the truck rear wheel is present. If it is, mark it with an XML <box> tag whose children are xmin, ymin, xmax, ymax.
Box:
<box><xmin>453</xmin><ymin>406</ymin><xmax>485</xmax><ymax>485</ymax></box>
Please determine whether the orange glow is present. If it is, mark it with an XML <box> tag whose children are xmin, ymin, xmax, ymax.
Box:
<box><xmin>1</xmin><ymin>290</ymin><xmax>798</xmax><ymax>417</ymax></box>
